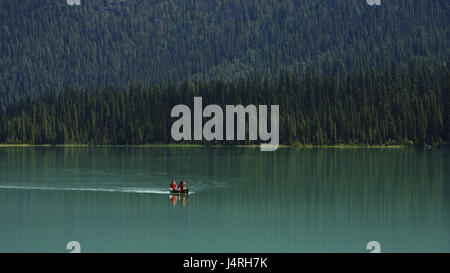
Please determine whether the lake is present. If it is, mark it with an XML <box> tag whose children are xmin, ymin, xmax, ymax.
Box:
<box><xmin>0</xmin><ymin>147</ymin><xmax>449</xmax><ymax>252</ymax></box>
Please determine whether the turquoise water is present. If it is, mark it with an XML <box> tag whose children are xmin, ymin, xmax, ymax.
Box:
<box><xmin>0</xmin><ymin>147</ymin><xmax>449</xmax><ymax>252</ymax></box>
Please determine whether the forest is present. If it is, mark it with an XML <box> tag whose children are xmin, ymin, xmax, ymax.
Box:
<box><xmin>0</xmin><ymin>0</ymin><xmax>449</xmax><ymax>103</ymax></box>
<box><xmin>1</xmin><ymin>63</ymin><xmax>448</xmax><ymax>146</ymax></box>
<box><xmin>0</xmin><ymin>0</ymin><xmax>448</xmax><ymax>146</ymax></box>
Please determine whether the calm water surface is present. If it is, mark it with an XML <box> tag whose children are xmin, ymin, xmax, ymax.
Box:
<box><xmin>0</xmin><ymin>147</ymin><xmax>449</xmax><ymax>252</ymax></box>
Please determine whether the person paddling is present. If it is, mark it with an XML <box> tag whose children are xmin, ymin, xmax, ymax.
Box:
<box><xmin>178</xmin><ymin>180</ymin><xmax>186</xmax><ymax>192</ymax></box>
<box><xmin>170</xmin><ymin>179</ymin><xmax>177</xmax><ymax>191</ymax></box>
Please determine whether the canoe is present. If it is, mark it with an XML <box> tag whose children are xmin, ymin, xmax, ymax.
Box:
<box><xmin>169</xmin><ymin>188</ymin><xmax>189</xmax><ymax>195</ymax></box>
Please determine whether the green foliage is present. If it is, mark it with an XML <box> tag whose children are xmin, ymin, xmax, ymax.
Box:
<box><xmin>0</xmin><ymin>0</ymin><xmax>449</xmax><ymax>102</ymax></box>
<box><xmin>1</xmin><ymin>64</ymin><xmax>448</xmax><ymax>146</ymax></box>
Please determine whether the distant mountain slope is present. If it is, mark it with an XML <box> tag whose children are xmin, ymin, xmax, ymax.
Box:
<box><xmin>0</xmin><ymin>0</ymin><xmax>448</xmax><ymax>101</ymax></box>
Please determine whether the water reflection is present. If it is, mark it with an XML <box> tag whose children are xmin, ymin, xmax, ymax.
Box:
<box><xmin>170</xmin><ymin>195</ymin><xmax>188</xmax><ymax>207</ymax></box>
<box><xmin>0</xmin><ymin>147</ymin><xmax>449</xmax><ymax>252</ymax></box>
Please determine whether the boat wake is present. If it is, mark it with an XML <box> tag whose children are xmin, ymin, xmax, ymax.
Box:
<box><xmin>0</xmin><ymin>185</ymin><xmax>175</xmax><ymax>195</ymax></box>
<box><xmin>0</xmin><ymin>177</ymin><xmax>234</xmax><ymax>195</ymax></box>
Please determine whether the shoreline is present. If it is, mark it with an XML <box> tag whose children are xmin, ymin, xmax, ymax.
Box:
<box><xmin>0</xmin><ymin>143</ymin><xmax>443</xmax><ymax>149</ymax></box>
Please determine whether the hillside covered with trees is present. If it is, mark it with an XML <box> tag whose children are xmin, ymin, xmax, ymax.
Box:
<box><xmin>1</xmin><ymin>63</ymin><xmax>448</xmax><ymax>146</ymax></box>
<box><xmin>0</xmin><ymin>0</ymin><xmax>449</xmax><ymax>102</ymax></box>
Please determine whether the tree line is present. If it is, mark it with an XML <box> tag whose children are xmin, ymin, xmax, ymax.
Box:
<box><xmin>1</xmin><ymin>64</ymin><xmax>448</xmax><ymax>146</ymax></box>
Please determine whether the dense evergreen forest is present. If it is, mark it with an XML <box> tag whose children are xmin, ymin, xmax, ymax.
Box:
<box><xmin>1</xmin><ymin>63</ymin><xmax>448</xmax><ymax>146</ymax></box>
<box><xmin>0</xmin><ymin>0</ymin><xmax>449</xmax><ymax>102</ymax></box>
<box><xmin>1</xmin><ymin>1</ymin><xmax>448</xmax><ymax>146</ymax></box>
